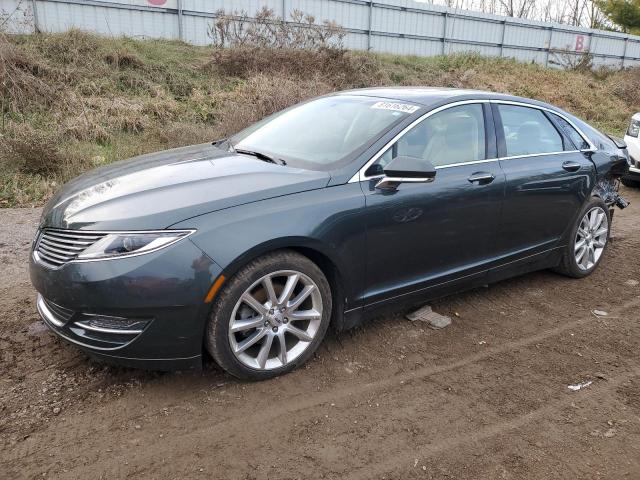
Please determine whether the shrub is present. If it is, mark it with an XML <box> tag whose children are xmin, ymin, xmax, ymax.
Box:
<box><xmin>208</xmin><ymin>7</ymin><xmax>344</xmax><ymax>51</ymax></box>
<box><xmin>0</xmin><ymin>124</ymin><xmax>83</xmax><ymax>174</ymax></box>
<box><xmin>209</xmin><ymin>46</ymin><xmax>387</xmax><ymax>88</ymax></box>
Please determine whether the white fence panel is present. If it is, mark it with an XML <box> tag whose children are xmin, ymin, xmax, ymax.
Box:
<box><xmin>2</xmin><ymin>0</ymin><xmax>640</xmax><ymax>68</ymax></box>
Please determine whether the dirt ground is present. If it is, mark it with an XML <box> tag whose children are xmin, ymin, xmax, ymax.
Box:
<box><xmin>1</xmin><ymin>187</ymin><xmax>640</xmax><ymax>480</ymax></box>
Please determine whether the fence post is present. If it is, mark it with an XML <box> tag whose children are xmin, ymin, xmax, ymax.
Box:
<box><xmin>621</xmin><ymin>36</ymin><xmax>628</xmax><ymax>69</ymax></box>
<box><xmin>31</xmin><ymin>0</ymin><xmax>39</xmax><ymax>33</ymax></box>
<box><xmin>442</xmin><ymin>12</ymin><xmax>448</xmax><ymax>55</ymax></box>
<box><xmin>367</xmin><ymin>0</ymin><xmax>373</xmax><ymax>51</ymax></box>
<box><xmin>545</xmin><ymin>26</ymin><xmax>553</xmax><ymax>67</ymax></box>
<box><xmin>282</xmin><ymin>0</ymin><xmax>286</xmax><ymax>20</ymax></box>
<box><xmin>499</xmin><ymin>19</ymin><xmax>506</xmax><ymax>57</ymax></box>
<box><xmin>177</xmin><ymin>0</ymin><xmax>183</xmax><ymax>41</ymax></box>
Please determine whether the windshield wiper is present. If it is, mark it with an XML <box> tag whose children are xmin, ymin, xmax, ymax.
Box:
<box><xmin>234</xmin><ymin>148</ymin><xmax>287</xmax><ymax>166</ymax></box>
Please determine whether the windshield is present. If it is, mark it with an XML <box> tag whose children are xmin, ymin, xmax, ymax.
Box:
<box><xmin>229</xmin><ymin>95</ymin><xmax>419</xmax><ymax>170</ymax></box>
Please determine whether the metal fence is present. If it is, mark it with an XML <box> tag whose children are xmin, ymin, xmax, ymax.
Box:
<box><xmin>4</xmin><ymin>0</ymin><xmax>640</xmax><ymax>68</ymax></box>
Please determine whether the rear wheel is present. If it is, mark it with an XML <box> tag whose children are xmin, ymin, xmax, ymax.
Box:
<box><xmin>554</xmin><ymin>197</ymin><xmax>610</xmax><ymax>278</ymax></box>
<box><xmin>205</xmin><ymin>251</ymin><xmax>332</xmax><ymax>380</ymax></box>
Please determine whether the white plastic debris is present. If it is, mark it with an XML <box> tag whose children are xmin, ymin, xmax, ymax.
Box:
<box><xmin>592</xmin><ymin>310</ymin><xmax>608</xmax><ymax>318</ymax></box>
<box><xmin>568</xmin><ymin>381</ymin><xmax>593</xmax><ymax>391</ymax></box>
<box><xmin>406</xmin><ymin>305</ymin><xmax>452</xmax><ymax>329</ymax></box>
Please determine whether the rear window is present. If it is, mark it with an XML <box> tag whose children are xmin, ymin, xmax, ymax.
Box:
<box><xmin>498</xmin><ymin>105</ymin><xmax>563</xmax><ymax>156</ymax></box>
<box><xmin>552</xmin><ymin>114</ymin><xmax>589</xmax><ymax>150</ymax></box>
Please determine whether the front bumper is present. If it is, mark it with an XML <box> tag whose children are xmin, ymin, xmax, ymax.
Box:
<box><xmin>30</xmin><ymin>238</ymin><xmax>223</xmax><ymax>371</ymax></box>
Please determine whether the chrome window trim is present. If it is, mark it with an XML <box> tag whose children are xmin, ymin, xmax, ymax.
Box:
<box><xmin>349</xmin><ymin>98</ymin><xmax>597</xmax><ymax>183</ymax></box>
<box><xmin>500</xmin><ymin>150</ymin><xmax>580</xmax><ymax>161</ymax></box>
<box><xmin>436</xmin><ymin>158</ymin><xmax>500</xmax><ymax>169</ymax></box>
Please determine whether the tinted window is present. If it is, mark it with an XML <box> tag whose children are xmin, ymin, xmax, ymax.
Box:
<box><xmin>230</xmin><ymin>95</ymin><xmax>417</xmax><ymax>170</ymax></box>
<box><xmin>552</xmin><ymin>114</ymin><xmax>589</xmax><ymax>150</ymax></box>
<box><xmin>498</xmin><ymin>105</ymin><xmax>563</xmax><ymax>156</ymax></box>
<box><xmin>366</xmin><ymin>104</ymin><xmax>486</xmax><ymax>176</ymax></box>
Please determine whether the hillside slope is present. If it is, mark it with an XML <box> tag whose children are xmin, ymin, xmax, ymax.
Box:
<box><xmin>1</xmin><ymin>30</ymin><xmax>639</xmax><ymax>207</ymax></box>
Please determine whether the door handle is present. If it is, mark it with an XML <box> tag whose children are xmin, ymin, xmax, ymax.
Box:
<box><xmin>562</xmin><ymin>161</ymin><xmax>582</xmax><ymax>172</ymax></box>
<box><xmin>467</xmin><ymin>172</ymin><xmax>495</xmax><ymax>184</ymax></box>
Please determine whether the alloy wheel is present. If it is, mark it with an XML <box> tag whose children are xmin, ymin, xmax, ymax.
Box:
<box><xmin>574</xmin><ymin>206</ymin><xmax>608</xmax><ymax>271</ymax></box>
<box><xmin>228</xmin><ymin>270</ymin><xmax>323</xmax><ymax>370</ymax></box>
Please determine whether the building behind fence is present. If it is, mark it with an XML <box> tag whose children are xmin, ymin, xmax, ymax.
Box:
<box><xmin>4</xmin><ymin>0</ymin><xmax>640</xmax><ymax>68</ymax></box>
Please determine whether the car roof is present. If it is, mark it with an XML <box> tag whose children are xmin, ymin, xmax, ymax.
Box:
<box><xmin>335</xmin><ymin>87</ymin><xmax>560</xmax><ymax>112</ymax></box>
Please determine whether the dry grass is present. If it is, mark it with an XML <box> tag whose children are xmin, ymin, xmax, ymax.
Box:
<box><xmin>1</xmin><ymin>30</ymin><xmax>639</xmax><ymax>207</ymax></box>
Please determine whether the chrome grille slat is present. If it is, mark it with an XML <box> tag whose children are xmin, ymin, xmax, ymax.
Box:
<box><xmin>39</xmin><ymin>238</ymin><xmax>86</xmax><ymax>251</ymax></box>
<box><xmin>37</xmin><ymin>247</ymin><xmax>71</xmax><ymax>261</ymax></box>
<box><xmin>38</xmin><ymin>243</ymin><xmax>78</xmax><ymax>258</ymax></box>
<box><xmin>45</xmin><ymin>232</ymin><xmax>102</xmax><ymax>242</ymax></box>
<box><xmin>35</xmin><ymin>229</ymin><xmax>107</xmax><ymax>268</ymax></box>
<box><xmin>37</xmin><ymin>252</ymin><xmax>65</xmax><ymax>267</ymax></box>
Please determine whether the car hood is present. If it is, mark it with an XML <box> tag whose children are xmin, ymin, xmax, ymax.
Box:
<box><xmin>41</xmin><ymin>143</ymin><xmax>331</xmax><ymax>230</ymax></box>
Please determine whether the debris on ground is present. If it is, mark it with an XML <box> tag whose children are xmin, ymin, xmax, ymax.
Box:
<box><xmin>625</xmin><ymin>279</ymin><xmax>639</xmax><ymax>287</ymax></box>
<box><xmin>592</xmin><ymin>310</ymin><xmax>608</xmax><ymax>318</ymax></box>
<box><xmin>406</xmin><ymin>305</ymin><xmax>452</xmax><ymax>329</ymax></box>
<box><xmin>568</xmin><ymin>381</ymin><xmax>593</xmax><ymax>391</ymax></box>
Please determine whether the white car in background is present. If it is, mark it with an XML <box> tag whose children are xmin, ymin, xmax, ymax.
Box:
<box><xmin>623</xmin><ymin>112</ymin><xmax>640</xmax><ymax>188</ymax></box>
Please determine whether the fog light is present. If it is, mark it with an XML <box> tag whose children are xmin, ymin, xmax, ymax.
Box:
<box><xmin>74</xmin><ymin>315</ymin><xmax>150</xmax><ymax>335</ymax></box>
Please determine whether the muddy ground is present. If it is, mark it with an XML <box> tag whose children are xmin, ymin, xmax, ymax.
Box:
<box><xmin>1</xmin><ymin>187</ymin><xmax>640</xmax><ymax>479</ymax></box>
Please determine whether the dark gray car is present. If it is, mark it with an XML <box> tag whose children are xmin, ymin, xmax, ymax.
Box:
<box><xmin>30</xmin><ymin>88</ymin><xmax>630</xmax><ymax>380</ymax></box>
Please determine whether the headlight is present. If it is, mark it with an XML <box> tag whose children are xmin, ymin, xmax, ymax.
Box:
<box><xmin>628</xmin><ymin>119</ymin><xmax>640</xmax><ymax>138</ymax></box>
<box><xmin>76</xmin><ymin>230</ymin><xmax>194</xmax><ymax>261</ymax></box>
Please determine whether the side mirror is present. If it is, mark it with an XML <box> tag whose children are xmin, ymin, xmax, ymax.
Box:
<box><xmin>375</xmin><ymin>156</ymin><xmax>436</xmax><ymax>190</ymax></box>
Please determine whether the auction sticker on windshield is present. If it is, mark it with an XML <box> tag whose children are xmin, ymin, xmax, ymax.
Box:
<box><xmin>371</xmin><ymin>101</ymin><xmax>420</xmax><ymax>114</ymax></box>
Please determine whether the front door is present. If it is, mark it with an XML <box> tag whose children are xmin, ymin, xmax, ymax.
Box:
<box><xmin>359</xmin><ymin>102</ymin><xmax>505</xmax><ymax>307</ymax></box>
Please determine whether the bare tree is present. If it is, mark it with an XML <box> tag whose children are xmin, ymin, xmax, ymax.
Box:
<box><xmin>429</xmin><ymin>0</ymin><xmax>607</xmax><ymax>29</ymax></box>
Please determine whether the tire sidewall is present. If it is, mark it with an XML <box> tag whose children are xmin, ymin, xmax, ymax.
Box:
<box><xmin>564</xmin><ymin>197</ymin><xmax>611</xmax><ymax>278</ymax></box>
<box><xmin>206</xmin><ymin>251</ymin><xmax>332</xmax><ymax>381</ymax></box>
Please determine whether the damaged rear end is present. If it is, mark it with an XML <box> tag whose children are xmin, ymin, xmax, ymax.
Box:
<box><xmin>569</xmin><ymin>116</ymin><xmax>631</xmax><ymax>213</ymax></box>
<box><xmin>591</xmin><ymin>135</ymin><xmax>631</xmax><ymax>212</ymax></box>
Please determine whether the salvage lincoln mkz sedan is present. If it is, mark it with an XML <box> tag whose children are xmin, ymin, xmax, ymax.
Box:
<box><xmin>30</xmin><ymin>88</ymin><xmax>630</xmax><ymax>380</ymax></box>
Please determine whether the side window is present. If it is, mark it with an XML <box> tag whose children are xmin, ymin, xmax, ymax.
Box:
<box><xmin>365</xmin><ymin>104</ymin><xmax>486</xmax><ymax>176</ymax></box>
<box><xmin>498</xmin><ymin>105</ymin><xmax>563</xmax><ymax>156</ymax></box>
<box><xmin>552</xmin><ymin>114</ymin><xmax>589</xmax><ymax>150</ymax></box>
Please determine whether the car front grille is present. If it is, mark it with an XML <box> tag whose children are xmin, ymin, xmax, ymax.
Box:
<box><xmin>34</xmin><ymin>229</ymin><xmax>107</xmax><ymax>268</ymax></box>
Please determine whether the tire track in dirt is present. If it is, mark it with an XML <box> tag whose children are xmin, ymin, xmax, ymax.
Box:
<box><xmin>345</xmin><ymin>365</ymin><xmax>640</xmax><ymax>480</ymax></box>
<box><xmin>11</xmin><ymin>295</ymin><xmax>640</xmax><ymax>478</ymax></box>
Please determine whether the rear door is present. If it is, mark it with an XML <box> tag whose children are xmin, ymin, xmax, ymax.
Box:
<box><xmin>491</xmin><ymin>102</ymin><xmax>595</xmax><ymax>264</ymax></box>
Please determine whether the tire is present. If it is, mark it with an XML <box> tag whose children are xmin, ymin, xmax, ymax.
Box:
<box><xmin>205</xmin><ymin>250</ymin><xmax>332</xmax><ymax>381</ymax></box>
<box><xmin>621</xmin><ymin>177</ymin><xmax>640</xmax><ymax>188</ymax></box>
<box><xmin>554</xmin><ymin>197</ymin><xmax>611</xmax><ymax>278</ymax></box>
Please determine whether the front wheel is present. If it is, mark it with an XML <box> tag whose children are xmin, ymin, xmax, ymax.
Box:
<box><xmin>554</xmin><ymin>197</ymin><xmax>611</xmax><ymax>278</ymax></box>
<box><xmin>205</xmin><ymin>250</ymin><xmax>332</xmax><ymax>380</ymax></box>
